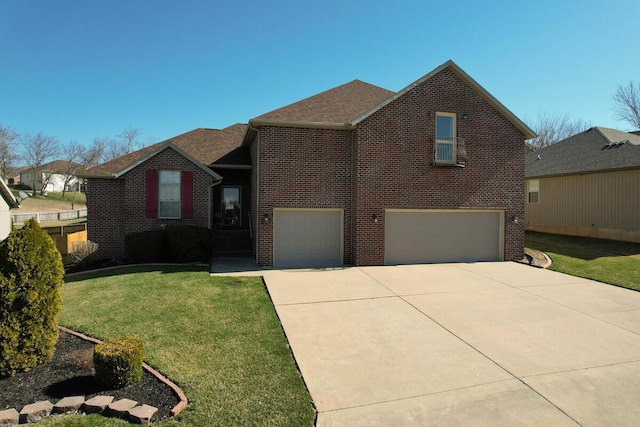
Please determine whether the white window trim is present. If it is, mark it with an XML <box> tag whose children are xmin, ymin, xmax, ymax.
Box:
<box><xmin>527</xmin><ymin>179</ymin><xmax>539</xmax><ymax>204</ymax></box>
<box><xmin>158</xmin><ymin>170</ymin><xmax>181</xmax><ymax>219</ymax></box>
<box><xmin>435</xmin><ymin>112</ymin><xmax>457</xmax><ymax>164</ymax></box>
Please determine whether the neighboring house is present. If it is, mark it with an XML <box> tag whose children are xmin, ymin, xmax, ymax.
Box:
<box><xmin>0</xmin><ymin>178</ymin><xmax>19</xmax><ymax>240</ymax></box>
<box><xmin>81</xmin><ymin>60</ymin><xmax>534</xmax><ymax>267</ymax></box>
<box><xmin>20</xmin><ymin>160</ymin><xmax>84</xmax><ymax>193</ymax></box>
<box><xmin>525</xmin><ymin>127</ymin><xmax>640</xmax><ymax>243</ymax></box>
<box><xmin>6</xmin><ymin>166</ymin><xmax>28</xmax><ymax>186</ymax></box>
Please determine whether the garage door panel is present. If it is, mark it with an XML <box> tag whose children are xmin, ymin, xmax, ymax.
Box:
<box><xmin>385</xmin><ymin>210</ymin><xmax>502</xmax><ymax>265</ymax></box>
<box><xmin>274</xmin><ymin>209</ymin><xmax>343</xmax><ymax>267</ymax></box>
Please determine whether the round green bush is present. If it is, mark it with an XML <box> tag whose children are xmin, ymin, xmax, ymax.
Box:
<box><xmin>93</xmin><ymin>335</ymin><xmax>144</xmax><ymax>389</ymax></box>
<box><xmin>0</xmin><ymin>219</ymin><xmax>64</xmax><ymax>377</ymax></box>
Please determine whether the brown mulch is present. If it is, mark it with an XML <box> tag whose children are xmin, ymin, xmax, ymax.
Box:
<box><xmin>0</xmin><ymin>331</ymin><xmax>180</xmax><ymax>420</ymax></box>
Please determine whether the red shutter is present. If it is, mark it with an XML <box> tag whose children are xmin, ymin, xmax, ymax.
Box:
<box><xmin>145</xmin><ymin>169</ymin><xmax>158</xmax><ymax>218</ymax></box>
<box><xmin>181</xmin><ymin>170</ymin><xmax>193</xmax><ymax>219</ymax></box>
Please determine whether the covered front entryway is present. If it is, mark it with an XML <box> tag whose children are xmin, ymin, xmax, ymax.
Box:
<box><xmin>384</xmin><ymin>209</ymin><xmax>503</xmax><ymax>265</ymax></box>
<box><xmin>273</xmin><ymin>208</ymin><xmax>343</xmax><ymax>267</ymax></box>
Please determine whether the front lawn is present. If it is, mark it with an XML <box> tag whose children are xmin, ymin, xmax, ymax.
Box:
<box><xmin>525</xmin><ymin>231</ymin><xmax>640</xmax><ymax>291</ymax></box>
<box><xmin>58</xmin><ymin>265</ymin><xmax>315</xmax><ymax>426</ymax></box>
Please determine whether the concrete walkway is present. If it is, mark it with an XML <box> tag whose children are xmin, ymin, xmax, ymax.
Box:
<box><xmin>253</xmin><ymin>262</ymin><xmax>640</xmax><ymax>426</ymax></box>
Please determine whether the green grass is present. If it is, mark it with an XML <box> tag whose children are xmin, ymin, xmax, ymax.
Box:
<box><xmin>11</xmin><ymin>189</ymin><xmax>87</xmax><ymax>205</ymax></box>
<box><xmin>60</xmin><ymin>265</ymin><xmax>315</xmax><ymax>426</ymax></box>
<box><xmin>525</xmin><ymin>231</ymin><xmax>640</xmax><ymax>291</ymax></box>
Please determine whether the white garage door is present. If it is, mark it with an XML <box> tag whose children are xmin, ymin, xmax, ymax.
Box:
<box><xmin>385</xmin><ymin>210</ymin><xmax>503</xmax><ymax>265</ymax></box>
<box><xmin>273</xmin><ymin>209</ymin><xmax>343</xmax><ymax>267</ymax></box>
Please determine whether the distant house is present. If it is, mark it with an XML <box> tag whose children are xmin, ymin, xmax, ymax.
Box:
<box><xmin>20</xmin><ymin>160</ymin><xmax>84</xmax><ymax>193</ymax></box>
<box><xmin>81</xmin><ymin>60</ymin><xmax>534</xmax><ymax>266</ymax></box>
<box><xmin>0</xmin><ymin>178</ymin><xmax>19</xmax><ymax>240</ymax></box>
<box><xmin>525</xmin><ymin>127</ymin><xmax>640</xmax><ymax>243</ymax></box>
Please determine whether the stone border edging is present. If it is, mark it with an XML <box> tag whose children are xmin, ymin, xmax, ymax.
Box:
<box><xmin>539</xmin><ymin>251</ymin><xmax>552</xmax><ymax>269</ymax></box>
<box><xmin>58</xmin><ymin>326</ymin><xmax>188</xmax><ymax>417</ymax></box>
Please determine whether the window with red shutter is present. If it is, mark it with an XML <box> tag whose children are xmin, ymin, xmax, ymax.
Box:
<box><xmin>145</xmin><ymin>169</ymin><xmax>158</xmax><ymax>218</ymax></box>
<box><xmin>181</xmin><ymin>171</ymin><xmax>193</xmax><ymax>219</ymax></box>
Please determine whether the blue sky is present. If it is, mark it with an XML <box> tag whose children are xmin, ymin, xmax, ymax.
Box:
<box><xmin>1</xmin><ymin>0</ymin><xmax>639</xmax><ymax>146</ymax></box>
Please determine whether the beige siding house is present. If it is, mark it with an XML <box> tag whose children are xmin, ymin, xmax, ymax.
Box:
<box><xmin>0</xmin><ymin>179</ymin><xmax>19</xmax><ymax>240</ymax></box>
<box><xmin>525</xmin><ymin>127</ymin><xmax>640</xmax><ymax>243</ymax></box>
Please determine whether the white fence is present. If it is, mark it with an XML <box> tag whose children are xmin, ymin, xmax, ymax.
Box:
<box><xmin>12</xmin><ymin>209</ymin><xmax>88</xmax><ymax>224</ymax></box>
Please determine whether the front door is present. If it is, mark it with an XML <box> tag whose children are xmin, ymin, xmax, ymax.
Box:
<box><xmin>221</xmin><ymin>186</ymin><xmax>241</xmax><ymax>226</ymax></box>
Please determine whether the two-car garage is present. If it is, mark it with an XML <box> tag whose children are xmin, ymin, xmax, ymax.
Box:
<box><xmin>384</xmin><ymin>210</ymin><xmax>504</xmax><ymax>265</ymax></box>
<box><xmin>271</xmin><ymin>208</ymin><xmax>504</xmax><ymax>267</ymax></box>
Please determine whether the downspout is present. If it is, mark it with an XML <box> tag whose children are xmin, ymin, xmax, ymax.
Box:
<box><xmin>254</xmin><ymin>132</ymin><xmax>260</xmax><ymax>265</ymax></box>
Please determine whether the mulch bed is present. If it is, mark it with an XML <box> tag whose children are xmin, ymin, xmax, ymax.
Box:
<box><xmin>0</xmin><ymin>330</ymin><xmax>180</xmax><ymax>420</ymax></box>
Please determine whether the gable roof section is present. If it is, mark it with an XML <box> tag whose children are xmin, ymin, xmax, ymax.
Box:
<box><xmin>81</xmin><ymin>124</ymin><xmax>248</xmax><ymax>179</ymax></box>
<box><xmin>351</xmin><ymin>60</ymin><xmax>536</xmax><ymax>139</ymax></box>
<box><xmin>245</xmin><ymin>60</ymin><xmax>534</xmax><ymax>143</ymax></box>
<box><xmin>0</xmin><ymin>179</ymin><xmax>19</xmax><ymax>209</ymax></box>
<box><xmin>525</xmin><ymin>127</ymin><xmax>640</xmax><ymax>178</ymax></box>
<box><xmin>251</xmin><ymin>80</ymin><xmax>394</xmax><ymax>128</ymax></box>
<box><xmin>22</xmin><ymin>160</ymin><xmax>83</xmax><ymax>174</ymax></box>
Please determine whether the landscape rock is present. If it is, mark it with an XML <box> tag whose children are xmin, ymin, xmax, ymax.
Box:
<box><xmin>108</xmin><ymin>398</ymin><xmax>138</xmax><ymax>419</ymax></box>
<box><xmin>82</xmin><ymin>395</ymin><xmax>114</xmax><ymax>414</ymax></box>
<box><xmin>53</xmin><ymin>395</ymin><xmax>85</xmax><ymax>414</ymax></box>
<box><xmin>128</xmin><ymin>404</ymin><xmax>158</xmax><ymax>425</ymax></box>
<box><xmin>19</xmin><ymin>400</ymin><xmax>53</xmax><ymax>424</ymax></box>
<box><xmin>0</xmin><ymin>408</ymin><xmax>19</xmax><ymax>426</ymax></box>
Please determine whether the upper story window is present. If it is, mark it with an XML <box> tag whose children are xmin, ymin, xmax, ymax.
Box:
<box><xmin>527</xmin><ymin>179</ymin><xmax>539</xmax><ymax>203</ymax></box>
<box><xmin>435</xmin><ymin>112</ymin><xmax>458</xmax><ymax>164</ymax></box>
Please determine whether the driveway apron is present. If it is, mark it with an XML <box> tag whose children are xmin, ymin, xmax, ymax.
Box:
<box><xmin>262</xmin><ymin>262</ymin><xmax>640</xmax><ymax>426</ymax></box>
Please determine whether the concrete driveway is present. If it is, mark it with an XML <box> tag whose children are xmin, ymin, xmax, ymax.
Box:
<box><xmin>258</xmin><ymin>262</ymin><xmax>640</xmax><ymax>426</ymax></box>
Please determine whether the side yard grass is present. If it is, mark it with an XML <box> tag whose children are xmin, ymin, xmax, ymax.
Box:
<box><xmin>56</xmin><ymin>265</ymin><xmax>315</xmax><ymax>426</ymax></box>
<box><xmin>525</xmin><ymin>231</ymin><xmax>640</xmax><ymax>291</ymax></box>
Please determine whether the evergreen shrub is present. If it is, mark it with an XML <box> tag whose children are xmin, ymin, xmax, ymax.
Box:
<box><xmin>93</xmin><ymin>335</ymin><xmax>144</xmax><ymax>389</ymax></box>
<box><xmin>0</xmin><ymin>219</ymin><xmax>64</xmax><ymax>377</ymax></box>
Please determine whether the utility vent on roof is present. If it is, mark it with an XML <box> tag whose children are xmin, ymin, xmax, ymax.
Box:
<box><xmin>601</xmin><ymin>141</ymin><xmax>626</xmax><ymax>150</ymax></box>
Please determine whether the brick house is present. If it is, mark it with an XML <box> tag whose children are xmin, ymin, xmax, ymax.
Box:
<box><xmin>81</xmin><ymin>60</ymin><xmax>534</xmax><ymax>267</ymax></box>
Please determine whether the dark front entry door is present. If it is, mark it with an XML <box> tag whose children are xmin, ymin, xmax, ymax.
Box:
<box><xmin>221</xmin><ymin>186</ymin><xmax>241</xmax><ymax>226</ymax></box>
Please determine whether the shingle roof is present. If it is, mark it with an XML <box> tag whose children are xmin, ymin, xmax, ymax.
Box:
<box><xmin>81</xmin><ymin>124</ymin><xmax>248</xmax><ymax>178</ymax></box>
<box><xmin>252</xmin><ymin>80</ymin><xmax>394</xmax><ymax>125</ymax></box>
<box><xmin>28</xmin><ymin>160</ymin><xmax>83</xmax><ymax>173</ymax></box>
<box><xmin>247</xmin><ymin>60</ymin><xmax>535</xmax><ymax>140</ymax></box>
<box><xmin>525</xmin><ymin>126</ymin><xmax>640</xmax><ymax>178</ymax></box>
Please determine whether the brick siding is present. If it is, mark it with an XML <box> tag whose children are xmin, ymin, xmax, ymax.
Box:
<box><xmin>255</xmin><ymin>67</ymin><xmax>525</xmax><ymax>266</ymax></box>
<box><xmin>254</xmin><ymin>127</ymin><xmax>353</xmax><ymax>266</ymax></box>
<box><xmin>87</xmin><ymin>148</ymin><xmax>217</xmax><ymax>259</ymax></box>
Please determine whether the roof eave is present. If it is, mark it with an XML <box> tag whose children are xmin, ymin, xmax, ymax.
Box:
<box><xmin>249</xmin><ymin>118</ymin><xmax>355</xmax><ymax>130</ymax></box>
<box><xmin>526</xmin><ymin>164</ymin><xmax>640</xmax><ymax>179</ymax></box>
<box><xmin>242</xmin><ymin>119</ymin><xmax>354</xmax><ymax>147</ymax></box>
<box><xmin>0</xmin><ymin>180</ymin><xmax>19</xmax><ymax>209</ymax></box>
<box><xmin>80</xmin><ymin>142</ymin><xmax>223</xmax><ymax>181</ymax></box>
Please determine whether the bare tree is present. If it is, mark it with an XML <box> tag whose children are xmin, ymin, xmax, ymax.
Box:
<box><xmin>82</xmin><ymin>137</ymin><xmax>109</xmax><ymax>168</ymax></box>
<box><xmin>0</xmin><ymin>124</ymin><xmax>21</xmax><ymax>180</ymax></box>
<box><xmin>21</xmin><ymin>132</ymin><xmax>60</xmax><ymax>195</ymax></box>
<box><xmin>117</xmin><ymin>126</ymin><xmax>143</xmax><ymax>153</ymax></box>
<box><xmin>60</xmin><ymin>141</ymin><xmax>86</xmax><ymax>199</ymax></box>
<box><xmin>104</xmin><ymin>137</ymin><xmax>127</xmax><ymax>162</ymax></box>
<box><xmin>526</xmin><ymin>113</ymin><xmax>592</xmax><ymax>151</ymax></box>
<box><xmin>613</xmin><ymin>81</ymin><xmax>640</xmax><ymax>130</ymax></box>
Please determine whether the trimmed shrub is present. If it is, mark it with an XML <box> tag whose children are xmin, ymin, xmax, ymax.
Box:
<box><xmin>167</xmin><ymin>226</ymin><xmax>212</xmax><ymax>262</ymax></box>
<box><xmin>125</xmin><ymin>230</ymin><xmax>163</xmax><ymax>263</ymax></box>
<box><xmin>125</xmin><ymin>226</ymin><xmax>212</xmax><ymax>264</ymax></box>
<box><xmin>0</xmin><ymin>219</ymin><xmax>64</xmax><ymax>377</ymax></box>
<box><xmin>93</xmin><ymin>335</ymin><xmax>144</xmax><ymax>389</ymax></box>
